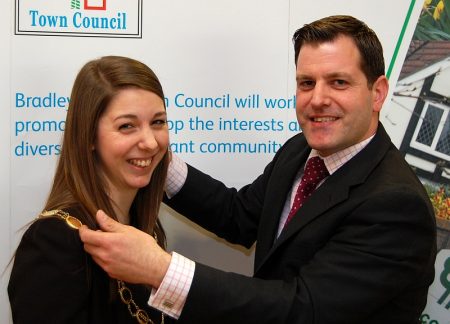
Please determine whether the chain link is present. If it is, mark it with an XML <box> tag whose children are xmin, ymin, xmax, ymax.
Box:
<box><xmin>117</xmin><ymin>230</ymin><xmax>165</xmax><ymax>324</ymax></box>
<box><xmin>117</xmin><ymin>280</ymin><xmax>165</xmax><ymax>324</ymax></box>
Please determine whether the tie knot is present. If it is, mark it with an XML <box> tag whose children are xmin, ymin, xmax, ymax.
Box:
<box><xmin>302</xmin><ymin>156</ymin><xmax>329</xmax><ymax>186</ymax></box>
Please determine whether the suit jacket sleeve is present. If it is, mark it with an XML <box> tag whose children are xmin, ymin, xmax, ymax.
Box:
<box><xmin>8</xmin><ymin>217</ymin><xmax>90</xmax><ymax>323</ymax></box>
<box><xmin>165</xmin><ymin>131</ymin><xmax>436</xmax><ymax>324</ymax></box>
<box><xmin>165</xmin><ymin>138</ymin><xmax>291</xmax><ymax>249</ymax></box>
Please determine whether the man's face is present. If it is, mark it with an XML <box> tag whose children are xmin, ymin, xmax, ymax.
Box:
<box><xmin>295</xmin><ymin>35</ymin><xmax>388</xmax><ymax>156</ymax></box>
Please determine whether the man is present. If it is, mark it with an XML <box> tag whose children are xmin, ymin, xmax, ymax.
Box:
<box><xmin>80</xmin><ymin>15</ymin><xmax>436</xmax><ymax>323</ymax></box>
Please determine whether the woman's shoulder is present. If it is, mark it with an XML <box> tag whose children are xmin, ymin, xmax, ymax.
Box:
<box><xmin>28</xmin><ymin>206</ymin><xmax>84</xmax><ymax>236</ymax></box>
<box><xmin>9</xmin><ymin>207</ymin><xmax>96</xmax><ymax>323</ymax></box>
<box><xmin>17</xmin><ymin>207</ymin><xmax>88</xmax><ymax>271</ymax></box>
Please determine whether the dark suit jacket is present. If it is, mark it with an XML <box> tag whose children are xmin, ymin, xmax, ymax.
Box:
<box><xmin>8</xmin><ymin>208</ymin><xmax>172</xmax><ymax>324</ymax></box>
<box><xmin>165</xmin><ymin>123</ymin><xmax>436</xmax><ymax>324</ymax></box>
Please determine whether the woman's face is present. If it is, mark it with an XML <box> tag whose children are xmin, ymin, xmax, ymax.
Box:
<box><xmin>94</xmin><ymin>88</ymin><xmax>169</xmax><ymax>199</ymax></box>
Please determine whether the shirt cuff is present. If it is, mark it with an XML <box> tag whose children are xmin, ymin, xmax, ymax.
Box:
<box><xmin>165</xmin><ymin>153</ymin><xmax>188</xmax><ymax>199</ymax></box>
<box><xmin>148</xmin><ymin>252</ymin><xmax>195</xmax><ymax>319</ymax></box>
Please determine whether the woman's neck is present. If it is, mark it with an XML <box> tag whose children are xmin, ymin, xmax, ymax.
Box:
<box><xmin>113</xmin><ymin>204</ymin><xmax>130</xmax><ymax>224</ymax></box>
<box><xmin>109</xmin><ymin>188</ymin><xmax>137</xmax><ymax>225</ymax></box>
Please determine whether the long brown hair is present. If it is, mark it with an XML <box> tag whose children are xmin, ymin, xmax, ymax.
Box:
<box><xmin>45</xmin><ymin>55</ymin><xmax>169</xmax><ymax>248</ymax></box>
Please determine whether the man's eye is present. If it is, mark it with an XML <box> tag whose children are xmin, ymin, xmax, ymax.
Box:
<box><xmin>334</xmin><ymin>79</ymin><xmax>347</xmax><ymax>86</ymax></box>
<box><xmin>297</xmin><ymin>80</ymin><xmax>314</xmax><ymax>89</ymax></box>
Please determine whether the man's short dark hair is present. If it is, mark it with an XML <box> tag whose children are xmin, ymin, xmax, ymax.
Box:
<box><xmin>292</xmin><ymin>15</ymin><xmax>385</xmax><ymax>87</ymax></box>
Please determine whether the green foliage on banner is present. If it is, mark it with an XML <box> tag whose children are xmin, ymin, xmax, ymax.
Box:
<box><xmin>415</xmin><ymin>0</ymin><xmax>450</xmax><ymax>39</ymax></box>
<box><xmin>425</xmin><ymin>185</ymin><xmax>450</xmax><ymax>220</ymax></box>
<box><xmin>71</xmin><ymin>0</ymin><xmax>81</xmax><ymax>10</ymax></box>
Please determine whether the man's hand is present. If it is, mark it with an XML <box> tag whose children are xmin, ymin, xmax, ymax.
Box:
<box><xmin>79</xmin><ymin>210</ymin><xmax>171</xmax><ymax>288</ymax></box>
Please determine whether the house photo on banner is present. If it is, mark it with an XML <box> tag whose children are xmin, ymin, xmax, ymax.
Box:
<box><xmin>388</xmin><ymin>1</ymin><xmax>450</xmax><ymax>321</ymax></box>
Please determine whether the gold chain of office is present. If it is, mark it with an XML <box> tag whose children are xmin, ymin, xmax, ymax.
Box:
<box><xmin>116</xmin><ymin>230</ymin><xmax>165</xmax><ymax>324</ymax></box>
<box><xmin>117</xmin><ymin>279</ymin><xmax>165</xmax><ymax>324</ymax></box>
<box><xmin>39</xmin><ymin>210</ymin><xmax>165</xmax><ymax>324</ymax></box>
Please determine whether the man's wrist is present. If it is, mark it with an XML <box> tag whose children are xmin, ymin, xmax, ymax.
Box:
<box><xmin>153</xmin><ymin>251</ymin><xmax>172</xmax><ymax>289</ymax></box>
<box><xmin>149</xmin><ymin>252</ymin><xmax>195</xmax><ymax>319</ymax></box>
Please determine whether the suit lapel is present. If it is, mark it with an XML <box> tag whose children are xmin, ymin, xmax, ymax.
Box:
<box><xmin>273</xmin><ymin>169</ymin><xmax>351</xmax><ymax>250</ymax></box>
<box><xmin>255</xmin><ymin>123</ymin><xmax>393</xmax><ymax>273</ymax></box>
<box><xmin>254</xmin><ymin>135</ymin><xmax>311</xmax><ymax>266</ymax></box>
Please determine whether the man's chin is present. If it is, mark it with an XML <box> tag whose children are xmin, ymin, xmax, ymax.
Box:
<box><xmin>306</xmin><ymin>140</ymin><xmax>338</xmax><ymax>157</ymax></box>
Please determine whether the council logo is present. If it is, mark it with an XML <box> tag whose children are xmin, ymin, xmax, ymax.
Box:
<box><xmin>15</xmin><ymin>0</ymin><xmax>142</xmax><ymax>38</ymax></box>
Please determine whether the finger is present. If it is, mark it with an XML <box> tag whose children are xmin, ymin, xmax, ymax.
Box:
<box><xmin>79</xmin><ymin>225</ymin><xmax>105</xmax><ymax>246</ymax></box>
<box><xmin>82</xmin><ymin>242</ymin><xmax>98</xmax><ymax>256</ymax></box>
<box><xmin>96</xmin><ymin>209</ymin><xmax>123</xmax><ymax>233</ymax></box>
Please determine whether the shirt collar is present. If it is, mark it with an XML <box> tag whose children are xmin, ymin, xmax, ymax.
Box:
<box><xmin>308</xmin><ymin>134</ymin><xmax>375</xmax><ymax>175</ymax></box>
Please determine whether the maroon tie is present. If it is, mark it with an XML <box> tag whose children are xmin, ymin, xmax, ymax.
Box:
<box><xmin>284</xmin><ymin>156</ymin><xmax>329</xmax><ymax>226</ymax></box>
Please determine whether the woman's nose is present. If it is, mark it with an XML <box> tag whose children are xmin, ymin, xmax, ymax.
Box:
<box><xmin>138</xmin><ymin>128</ymin><xmax>158</xmax><ymax>151</ymax></box>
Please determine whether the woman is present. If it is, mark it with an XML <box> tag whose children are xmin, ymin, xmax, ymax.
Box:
<box><xmin>8</xmin><ymin>56</ymin><xmax>174</xmax><ymax>323</ymax></box>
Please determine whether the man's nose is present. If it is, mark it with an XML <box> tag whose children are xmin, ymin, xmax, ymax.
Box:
<box><xmin>310</xmin><ymin>83</ymin><xmax>331</xmax><ymax>107</ymax></box>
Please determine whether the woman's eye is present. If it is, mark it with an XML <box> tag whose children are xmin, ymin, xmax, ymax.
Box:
<box><xmin>153</xmin><ymin>119</ymin><xmax>167</xmax><ymax>126</ymax></box>
<box><xmin>119</xmin><ymin>123</ymin><xmax>133</xmax><ymax>130</ymax></box>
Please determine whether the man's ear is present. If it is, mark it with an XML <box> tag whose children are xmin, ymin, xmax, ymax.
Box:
<box><xmin>372</xmin><ymin>75</ymin><xmax>389</xmax><ymax>113</ymax></box>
